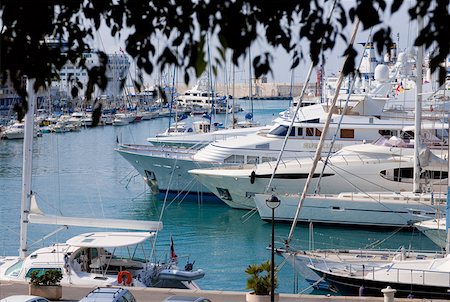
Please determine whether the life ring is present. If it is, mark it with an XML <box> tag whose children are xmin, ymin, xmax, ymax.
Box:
<box><xmin>117</xmin><ymin>270</ymin><xmax>132</xmax><ymax>285</ymax></box>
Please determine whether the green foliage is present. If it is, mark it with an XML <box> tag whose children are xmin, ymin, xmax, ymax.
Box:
<box><xmin>1</xmin><ymin>0</ymin><xmax>448</xmax><ymax>120</ymax></box>
<box><xmin>245</xmin><ymin>260</ymin><xmax>277</xmax><ymax>295</ymax></box>
<box><xmin>29</xmin><ymin>270</ymin><xmax>63</xmax><ymax>286</ymax></box>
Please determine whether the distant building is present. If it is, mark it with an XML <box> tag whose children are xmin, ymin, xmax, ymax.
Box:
<box><xmin>1</xmin><ymin>51</ymin><xmax>131</xmax><ymax>112</ymax></box>
<box><xmin>55</xmin><ymin>52</ymin><xmax>130</xmax><ymax>101</ymax></box>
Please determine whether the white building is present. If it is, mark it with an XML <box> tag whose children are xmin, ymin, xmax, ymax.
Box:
<box><xmin>54</xmin><ymin>52</ymin><xmax>130</xmax><ymax>101</ymax></box>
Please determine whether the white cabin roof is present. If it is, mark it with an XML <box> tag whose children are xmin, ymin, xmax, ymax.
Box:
<box><xmin>66</xmin><ymin>232</ymin><xmax>155</xmax><ymax>248</ymax></box>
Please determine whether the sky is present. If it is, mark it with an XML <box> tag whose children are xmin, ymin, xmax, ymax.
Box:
<box><xmin>95</xmin><ymin>0</ymin><xmax>419</xmax><ymax>87</ymax></box>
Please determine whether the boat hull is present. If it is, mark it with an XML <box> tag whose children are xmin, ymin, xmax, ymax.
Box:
<box><xmin>255</xmin><ymin>192</ymin><xmax>445</xmax><ymax>228</ymax></box>
<box><xmin>116</xmin><ymin>146</ymin><xmax>218</xmax><ymax>199</ymax></box>
<box><xmin>313</xmin><ymin>269</ymin><xmax>450</xmax><ymax>299</ymax></box>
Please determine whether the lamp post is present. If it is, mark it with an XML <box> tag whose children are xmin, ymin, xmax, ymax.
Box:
<box><xmin>266</xmin><ymin>195</ymin><xmax>280</xmax><ymax>302</ymax></box>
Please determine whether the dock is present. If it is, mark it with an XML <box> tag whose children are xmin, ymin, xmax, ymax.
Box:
<box><xmin>0</xmin><ymin>282</ymin><xmax>446</xmax><ymax>302</ymax></box>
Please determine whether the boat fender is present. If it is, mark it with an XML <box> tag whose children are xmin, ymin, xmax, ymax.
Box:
<box><xmin>118</xmin><ymin>270</ymin><xmax>132</xmax><ymax>286</ymax></box>
<box><xmin>250</xmin><ymin>171</ymin><xmax>256</xmax><ymax>184</ymax></box>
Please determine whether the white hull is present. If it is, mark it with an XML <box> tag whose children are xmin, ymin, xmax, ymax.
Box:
<box><xmin>255</xmin><ymin>192</ymin><xmax>445</xmax><ymax>227</ymax></box>
<box><xmin>414</xmin><ymin>218</ymin><xmax>446</xmax><ymax>249</ymax></box>
<box><xmin>116</xmin><ymin>145</ymin><xmax>215</xmax><ymax>196</ymax></box>
<box><xmin>117</xmin><ymin>138</ymin><xmax>371</xmax><ymax>198</ymax></box>
<box><xmin>2</xmin><ymin>131</ymin><xmax>25</xmax><ymax>139</ymax></box>
<box><xmin>190</xmin><ymin>142</ymin><xmax>448</xmax><ymax>209</ymax></box>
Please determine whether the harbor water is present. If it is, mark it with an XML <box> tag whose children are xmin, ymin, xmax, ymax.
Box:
<box><xmin>0</xmin><ymin>100</ymin><xmax>439</xmax><ymax>294</ymax></box>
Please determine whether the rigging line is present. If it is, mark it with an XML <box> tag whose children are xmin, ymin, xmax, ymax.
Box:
<box><xmin>314</xmin><ymin>25</ymin><xmax>377</xmax><ymax>194</ymax></box>
<box><xmin>287</xmin><ymin>17</ymin><xmax>362</xmax><ymax>245</ymax></box>
<box><xmin>240</xmin><ymin>207</ymin><xmax>259</xmax><ymax>223</ymax></box>
<box><xmin>298</xmin><ymin>277</ymin><xmax>326</xmax><ymax>294</ymax></box>
<box><xmin>149</xmin><ymin>155</ymin><xmax>179</xmax><ymax>262</ymax></box>
<box><xmin>263</xmin><ymin>0</ymin><xmax>339</xmax><ymax>194</ymax></box>
<box><xmin>364</xmin><ymin>227</ymin><xmax>405</xmax><ymax>249</ymax></box>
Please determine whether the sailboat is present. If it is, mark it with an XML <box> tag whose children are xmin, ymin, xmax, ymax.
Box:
<box><xmin>279</xmin><ymin>18</ymin><xmax>450</xmax><ymax>298</ymax></box>
<box><xmin>0</xmin><ymin>81</ymin><xmax>205</xmax><ymax>289</ymax></box>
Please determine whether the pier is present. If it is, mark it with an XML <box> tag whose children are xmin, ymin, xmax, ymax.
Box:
<box><xmin>0</xmin><ymin>282</ymin><xmax>444</xmax><ymax>302</ymax></box>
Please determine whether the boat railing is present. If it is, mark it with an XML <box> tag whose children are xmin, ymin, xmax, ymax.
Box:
<box><xmin>345</xmin><ymin>261</ymin><xmax>450</xmax><ymax>286</ymax></box>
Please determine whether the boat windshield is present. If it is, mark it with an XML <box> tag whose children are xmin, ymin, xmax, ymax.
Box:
<box><xmin>4</xmin><ymin>259</ymin><xmax>24</xmax><ymax>277</ymax></box>
<box><xmin>372</xmin><ymin>136</ymin><xmax>408</xmax><ymax>147</ymax></box>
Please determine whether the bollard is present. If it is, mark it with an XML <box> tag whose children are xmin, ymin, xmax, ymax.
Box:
<box><xmin>381</xmin><ymin>286</ymin><xmax>397</xmax><ymax>302</ymax></box>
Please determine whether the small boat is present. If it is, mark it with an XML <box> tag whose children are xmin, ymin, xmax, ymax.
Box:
<box><xmin>157</xmin><ymin>267</ymin><xmax>205</xmax><ymax>281</ymax></box>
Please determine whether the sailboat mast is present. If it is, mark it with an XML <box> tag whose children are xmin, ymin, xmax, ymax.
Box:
<box><xmin>447</xmin><ymin>118</ymin><xmax>450</xmax><ymax>253</ymax></box>
<box><xmin>232</xmin><ymin>63</ymin><xmax>236</xmax><ymax>129</ymax></box>
<box><xmin>19</xmin><ymin>78</ymin><xmax>35</xmax><ymax>259</ymax></box>
<box><xmin>413</xmin><ymin>16</ymin><xmax>424</xmax><ymax>193</ymax></box>
<box><xmin>286</xmin><ymin>18</ymin><xmax>360</xmax><ymax>244</ymax></box>
<box><xmin>248</xmin><ymin>49</ymin><xmax>253</xmax><ymax>121</ymax></box>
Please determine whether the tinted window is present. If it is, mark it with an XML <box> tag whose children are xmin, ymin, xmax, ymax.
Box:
<box><xmin>268</xmin><ymin>125</ymin><xmax>288</xmax><ymax>136</ymax></box>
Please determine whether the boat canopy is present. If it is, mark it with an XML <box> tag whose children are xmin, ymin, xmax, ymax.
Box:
<box><xmin>28</xmin><ymin>195</ymin><xmax>163</xmax><ymax>231</ymax></box>
<box><xmin>66</xmin><ymin>232</ymin><xmax>155</xmax><ymax>248</ymax></box>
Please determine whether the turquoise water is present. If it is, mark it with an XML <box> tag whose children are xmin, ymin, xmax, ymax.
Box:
<box><xmin>0</xmin><ymin>100</ymin><xmax>438</xmax><ymax>293</ymax></box>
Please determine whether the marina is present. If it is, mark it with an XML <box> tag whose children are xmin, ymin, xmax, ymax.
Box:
<box><xmin>0</xmin><ymin>100</ymin><xmax>442</xmax><ymax>297</ymax></box>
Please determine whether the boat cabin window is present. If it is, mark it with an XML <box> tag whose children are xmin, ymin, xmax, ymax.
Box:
<box><xmin>261</xmin><ymin>157</ymin><xmax>277</xmax><ymax>163</ymax></box>
<box><xmin>435</xmin><ymin>128</ymin><xmax>449</xmax><ymax>140</ymax></box>
<box><xmin>268</xmin><ymin>125</ymin><xmax>295</xmax><ymax>137</ymax></box>
<box><xmin>306</xmin><ymin>128</ymin><xmax>322</xmax><ymax>137</ymax></box>
<box><xmin>256</xmin><ymin>143</ymin><xmax>270</xmax><ymax>149</ymax></box>
<box><xmin>340</xmin><ymin>129</ymin><xmax>354</xmax><ymax>139</ymax></box>
<box><xmin>379</xmin><ymin>129</ymin><xmax>397</xmax><ymax>137</ymax></box>
<box><xmin>247</xmin><ymin>156</ymin><xmax>259</xmax><ymax>164</ymax></box>
<box><xmin>224</xmin><ymin>154</ymin><xmax>245</xmax><ymax>164</ymax></box>
<box><xmin>297</xmin><ymin>127</ymin><xmax>303</xmax><ymax>136</ymax></box>
<box><xmin>400</xmin><ymin>131</ymin><xmax>414</xmax><ymax>140</ymax></box>
<box><xmin>302</xmin><ymin>118</ymin><xmax>320</xmax><ymax>123</ymax></box>
<box><xmin>380</xmin><ymin>168</ymin><xmax>448</xmax><ymax>181</ymax></box>
<box><xmin>25</xmin><ymin>268</ymin><xmax>62</xmax><ymax>278</ymax></box>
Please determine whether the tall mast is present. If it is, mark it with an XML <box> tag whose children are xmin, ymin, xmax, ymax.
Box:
<box><xmin>232</xmin><ymin>63</ymin><xmax>236</xmax><ymax>129</ymax></box>
<box><xmin>447</xmin><ymin>117</ymin><xmax>450</xmax><ymax>253</ymax></box>
<box><xmin>248</xmin><ymin>49</ymin><xmax>253</xmax><ymax>121</ymax></box>
<box><xmin>19</xmin><ymin>78</ymin><xmax>35</xmax><ymax>259</ymax></box>
<box><xmin>413</xmin><ymin>16</ymin><xmax>424</xmax><ymax>193</ymax></box>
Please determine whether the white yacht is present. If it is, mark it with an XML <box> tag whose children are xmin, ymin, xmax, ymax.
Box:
<box><xmin>176</xmin><ymin>74</ymin><xmax>228</xmax><ymax>112</ymax></box>
<box><xmin>118</xmin><ymin>70</ymin><xmax>425</xmax><ymax>202</ymax></box>
<box><xmin>256</xmin><ymin>191</ymin><xmax>446</xmax><ymax>227</ymax></box>
<box><xmin>1</xmin><ymin>122</ymin><xmax>40</xmax><ymax>139</ymax></box>
<box><xmin>1</xmin><ymin>122</ymin><xmax>26</xmax><ymax>139</ymax></box>
<box><xmin>281</xmin><ymin>247</ymin><xmax>450</xmax><ymax>298</ymax></box>
<box><xmin>112</xmin><ymin>113</ymin><xmax>136</xmax><ymax>126</ymax></box>
<box><xmin>189</xmin><ymin>132</ymin><xmax>448</xmax><ymax>209</ymax></box>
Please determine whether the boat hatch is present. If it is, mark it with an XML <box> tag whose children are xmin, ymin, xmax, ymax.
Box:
<box><xmin>4</xmin><ymin>260</ymin><xmax>23</xmax><ymax>277</ymax></box>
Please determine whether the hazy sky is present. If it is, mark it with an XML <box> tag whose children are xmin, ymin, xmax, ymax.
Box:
<box><xmin>96</xmin><ymin>0</ymin><xmax>419</xmax><ymax>87</ymax></box>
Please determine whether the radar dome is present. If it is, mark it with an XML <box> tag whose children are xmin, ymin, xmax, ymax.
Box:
<box><xmin>374</xmin><ymin>64</ymin><xmax>389</xmax><ymax>82</ymax></box>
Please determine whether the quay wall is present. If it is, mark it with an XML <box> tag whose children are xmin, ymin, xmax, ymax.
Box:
<box><xmin>0</xmin><ymin>282</ymin><xmax>444</xmax><ymax>302</ymax></box>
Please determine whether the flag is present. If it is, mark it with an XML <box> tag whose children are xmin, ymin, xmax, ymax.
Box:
<box><xmin>395</xmin><ymin>82</ymin><xmax>404</xmax><ymax>95</ymax></box>
<box><xmin>170</xmin><ymin>234</ymin><xmax>177</xmax><ymax>261</ymax></box>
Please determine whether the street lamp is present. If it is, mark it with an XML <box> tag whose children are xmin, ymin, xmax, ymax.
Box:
<box><xmin>266</xmin><ymin>195</ymin><xmax>280</xmax><ymax>302</ymax></box>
